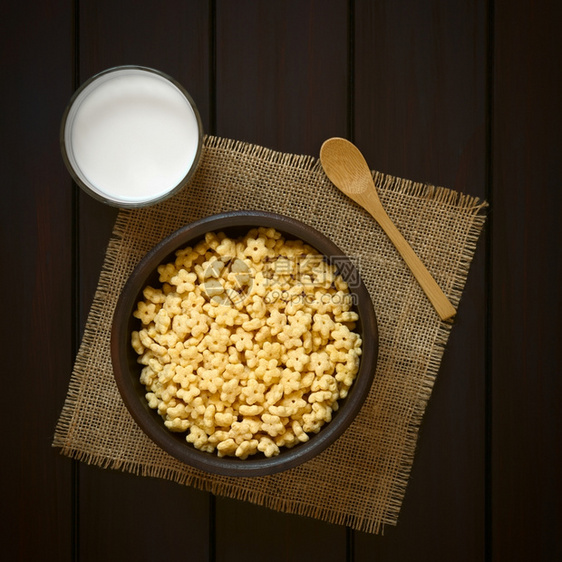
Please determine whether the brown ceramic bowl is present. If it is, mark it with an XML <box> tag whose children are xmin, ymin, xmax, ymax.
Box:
<box><xmin>111</xmin><ymin>210</ymin><xmax>378</xmax><ymax>477</ymax></box>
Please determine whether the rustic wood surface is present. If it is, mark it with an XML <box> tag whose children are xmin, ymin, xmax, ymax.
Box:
<box><xmin>2</xmin><ymin>1</ymin><xmax>560</xmax><ymax>560</ymax></box>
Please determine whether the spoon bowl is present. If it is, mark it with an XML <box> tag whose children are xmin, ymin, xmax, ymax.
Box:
<box><xmin>320</xmin><ymin>137</ymin><xmax>456</xmax><ymax>322</ymax></box>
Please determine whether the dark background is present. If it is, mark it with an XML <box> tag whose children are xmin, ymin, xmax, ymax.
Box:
<box><xmin>2</xmin><ymin>1</ymin><xmax>561</xmax><ymax>560</ymax></box>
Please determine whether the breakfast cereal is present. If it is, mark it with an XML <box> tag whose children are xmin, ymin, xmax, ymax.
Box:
<box><xmin>131</xmin><ymin>227</ymin><xmax>362</xmax><ymax>458</ymax></box>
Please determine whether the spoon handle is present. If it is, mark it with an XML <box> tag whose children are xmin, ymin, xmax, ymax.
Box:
<box><xmin>319</xmin><ymin>136</ymin><xmax>456</xmax><ymax>320</ymax></box>
<box><xmin>370</xmin><ymin>204</ymin><xmax>457</xmax><ymax>321</ymax></box>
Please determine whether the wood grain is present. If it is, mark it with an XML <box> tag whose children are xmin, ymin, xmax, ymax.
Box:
<box><xmin>492</xmin><ymin>0</ymin><xmax>562</xmax><ymax>559</ymax></box>
<box><xmin>215</xmin><ymin>0</ymin><xmax>349</xmax><ymax>155</ymax></box>
<box><xmin>3</xmin><ymin>0</ymin><xmax>560</xmax><ymax>559</ymax></box>
<box><xmin>320</xmin><ymin>137</ymin><xmax>457</xmax><ymax>320</ymax></box>
<box><xmin>76</xmin><ymin>2</ymin><xmax>213</xmax><ymax>561</ymax></box>
<box><xmin>354</xmin><ymin>1</ymin><xmax>487</xmax><ymax>559</ymax></box>
<box><xmin>213</xmin><ymin>1</ymin><xmax>350</xmax><ymax>559</ymax></box>
<box><xmin>0</xmin><ymin>1</ymin><xmax>74</xmax><ymax>559</ymax></box>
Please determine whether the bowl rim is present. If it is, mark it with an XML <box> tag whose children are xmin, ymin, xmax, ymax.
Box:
<box><xmin>60</xmin><ymin>64</ymin><xmax>204</xmax><ymax>209</ymax></box>
<box><xmin>111</xmin><ymin>210</ymin><xmax>378</xmax><ymax>477</ymax></box>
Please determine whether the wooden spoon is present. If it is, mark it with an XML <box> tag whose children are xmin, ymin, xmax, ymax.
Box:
<box><xmin>320</xmin><ymin>137</ymin><xmax>456</xmax><ymax>321</ymax></box>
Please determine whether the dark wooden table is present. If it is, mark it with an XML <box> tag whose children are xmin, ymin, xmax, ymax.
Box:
<box><xmin>3</xmin><ymin>1</ymin><xmax>561</xmax><ymax>560</ymax></box>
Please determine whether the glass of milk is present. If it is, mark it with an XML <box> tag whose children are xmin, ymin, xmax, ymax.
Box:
<box><xmin>61</xmin><ymin>66</ymin><xmax>203</xmax><ymax>208</ymax></box>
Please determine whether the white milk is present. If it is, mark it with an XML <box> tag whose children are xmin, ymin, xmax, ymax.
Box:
<box><xmin>67</xmin><ymin>70</ymin><xmax>200</xmax><ymax>205</ymax></box>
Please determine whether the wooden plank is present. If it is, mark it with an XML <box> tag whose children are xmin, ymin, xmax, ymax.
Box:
<box><xmin>75</xmin><ymin>2</ymin><xmax>213</xmax><ymax>560</ymax></box>
<box><xmin>492</xmin><ymin>0</ymin><xmax>562</xmax><ymax>559</ymax></box>
<box><xmin>213</xmin><ymin>1</ymin><xmax>349</xmax><ymax>559</ymax></box>
<box><xmin>0</xmin><ymin>1</ymin><xmax>74</xmax><ymax>559</ymax></box>
<box><xmin>215</xmin><ymin>0</ymin><xmax>349</xmax><ymax>155</ymax></box>
<box><xmin>78</xmin><ymin>466</ymin><xmax>210</xmax><ymax>560</ymax></box>
<box><xmin>77</xmin><ymin>0</ymin><xmax>213</xmax><ymax>328</ymax></box>
<box><xmin>353</xmin><ymin>1</ymin><xmax>488</xmax><ymax>558</ymax></box>
<box><xmin>215</xmin><ymin>497</ymin><xmax>347</xmax><ymax>562</ymax></box>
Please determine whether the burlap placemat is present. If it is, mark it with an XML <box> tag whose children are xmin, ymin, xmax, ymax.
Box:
<box><xmin>53</xmin><ymin>135</ymin><xmax>486</xmax><ymax>534</ymax></box>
